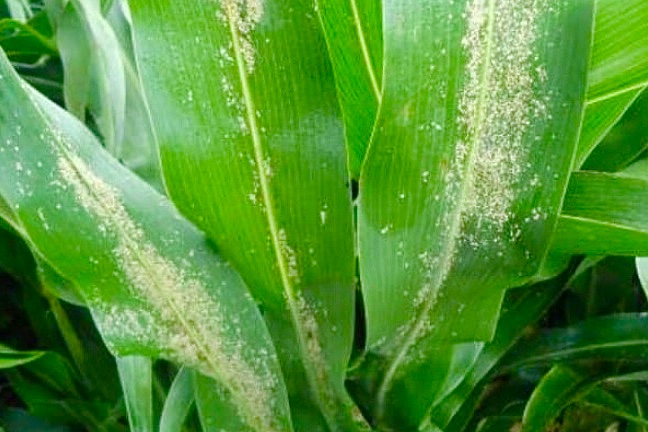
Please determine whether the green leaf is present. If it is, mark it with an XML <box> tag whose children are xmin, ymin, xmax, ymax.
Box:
<box><xmin>0</xmin><ymin>49</ymin><xmax>291</xmax><ymax>432</ymax></box>
<box><xmin>502</xmin><ymin>314</ymin><xmax>648</xmax><ymax>370</ymax></box>
<box><xmin>129</xmin><ymin>1</ymin><xmax>362</xmax><ymax>429</ymax></box>
<box><xmin>429</xmin><ymin>278</ymin><xmax>568</xmax><ymax>431</ymax></box>
<box><xmin>356</xmin><ymin>0</ymin><xmax>594</xmax><ymax>427</ymax></box>
<box><xmin>159</xmin><ymin>367</ymin><xmax>194</xmax><ymax>432</ymax></box>
<box><xmin>576</xmin><ymin>89</ymin><xmax>643</xmax><ymax>168</ymax></box>
<box><xmin>581</xmin><ymin>386</ymin><xmax>648</xmax><ymax>429</ymax></box>
<box><xmin>638</xmin><ymin>258</ymin><xmax>648</xmax><ymax>302</ymax></box>
<box><xmin>4</xmin><ymin>0</ymin><xmax>32</xmax><ymax>23</ymax></box>
<box><xmin>0</xmin><ymin>18</ymin><xmax>57</xmax><ymax>58</ymax></box>
<box><xmin>554</xmin><ymin>169</ymin><xmax>648</xmax><ymax>256</ymax></box>
<box><xmin>0</xmin><ymin>343</ymin><xmax>43</xmax><ymax>369</ymax></box>
<box><xmin>54</xmin><ymin>0</ymin><xmax>126</xmax><ymax>152</ymax></box>
<box><xmin>521</xmin><ymin>365</ymin><xmax>589</xmax><ymax>432</ymax></box>
<box><xmin>587</xmin><ymin>0</ymin><xmax>648</xmax><ymax>103</ymax></box>
<box><xmin>116</xmin><ymin>356</ymin><xmax>153</xmax><ymax>432</ymax></box>
<box><xmin>576</xmin><ymin>0</ymin><xmax>648</xmax><ymax>167</ymax></box>
<box><xmin>316</xmin><ymin>0</ymin><xmax>382</xmax><ymax>178</ymax></box>
<box><xmin>583</xmin><ymin>88</ymin><xmax>648</xmax><ymax>172</ymax></box>
<box><xmin>522</xmin><ymin>366</ymin><xmax>648</xmax><ymax>432</ymax></box>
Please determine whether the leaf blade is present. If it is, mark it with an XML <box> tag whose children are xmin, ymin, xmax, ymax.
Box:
<box><xmin>129</xmin><ymin>1</ymin><xmax>362</xmax><ymax>429</ymax></box>
<box><xmin>357</xmin><ymin>0</ymin><xmax>594</xmax><ymax>426</ymax></box>
<box><xmin>0</xmin><ymin>49</ymin><xmax>291</xmax><ymax>432</ymax></box>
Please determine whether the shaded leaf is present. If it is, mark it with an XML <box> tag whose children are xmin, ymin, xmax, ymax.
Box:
<box><xmin>503</xmin><ymin>314</ymin><xmax>648</xmax><ymax>370</ymax></box>
<box><xmin>521</xmin><ymin>365</ymin><xmax>589</xmax><ymax>432</ymax></box>
<box><xmin>583</xmin><ymin>88</ymin><xmax>648</xmax><ymax>172</ymax></box>
<box><xmin>0</xmin><ymin>343</ymin><xmax>43</xmax><ymax>369</ymax></box>
<box><xmin>54</xmin><ymin>0</ymin><xmax>125</xmax><ymax>152</ymax></box>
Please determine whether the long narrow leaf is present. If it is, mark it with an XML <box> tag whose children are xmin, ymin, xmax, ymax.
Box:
<box><xmin>0</xmin><ymin>344</ymin><xmax>44</xmax><ymax>369</ymax></box>
<box><xmin>553</xmin><ymin>168</ymin><xmax>648</xmax><ymax>256</ymax></box>
<box><xmin>357</xmin><ymin>0</ymin><xmax>594</xmax><ymax>427</ymax></box>
<box><xmin>116</xmin><ymin>356</ymin><xmax>153</xmax><ymax>432</ymax></box>
<box><xmin>159</xmin><ymin>367</ymin><xmax>194</xmax><ymax>432</ymax></box>
<box><xmin>129</xmin><ymin>1</ymin><xmax>363</xmax><ymax>429</ymax></box>
<box><xmin>316</xmin><ymin>0</ymin><xmax>382</xmax><ymax>177</ymax></box>
<box><xmin>576</xmin><ymin>0</ymin><xmax>648</xmax><ymax>167</ymax></box>
<box><xmin>0</xmin><ymin>49</ymin><xmax>291</xmax><ymax>432</ymax></box>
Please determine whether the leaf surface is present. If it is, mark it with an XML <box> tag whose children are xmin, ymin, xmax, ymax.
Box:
<box><xmin>0</xmin><ymin>49</ymin><xmax>291</xmax><ymax>432</ymax></box>
<box><xmin>316</xmin><ymin>0</ymin><xmax>382</xmax><ymax>177</ymax></box>
<box><xmin>554</xmin><ymin>168</ymin><xmax>648</xmax><ymax>256</ymax></box>
<box><xmin>503</xmin><ymin>314</ymin><xmax>648</xmax><ymax>370</ymax></box>
<box><xmin>576</xmin><ymin>0</ymin><xmax>648</xmax><ymax>167</ymax></box>
<box><xmin>0</xmin><ymin>344</ymin><xmax>44</xmax><ymax>369</ymax></box>
<box><xmin>116</xmin><ymin>356</ymin><xmax>153</xmax><ymax>432</ymax></box>
<box><xmin>159</xmin><ymin>367</ymin><xmax>194</xmax><ymax>432</ymax></box>
<box><xmin>129</xmin><ymin>1</ymin><xmax>362</xmax><ymax>429</ymax></box>
<box><xmin>356</xmin><ymin>0</ymin><xmax>594</xmax><ymax>426</ymax></box>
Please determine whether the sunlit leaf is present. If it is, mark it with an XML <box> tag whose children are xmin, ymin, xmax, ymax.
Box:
<box><xmin>356</xmin><ymin>0</ymin><xmax>594</xmax><ymax>427</ymax></box>
<box><xmin>116</xmin><ymin>356</ymin><xmax>153</xmax><ymax>432</ymax></box>
<box><xmin>554</xmin><ymin>167</ymin><xmax>648</xmax><ymax>256</ymax></box>
<box><xmin>316</xmin><ymin>0</ymin><xmax>382</xmax><ymax>178</ymax></box>
<box><xmin>159</xmin><ymin>367</ymin><xmax>194</xmax><ymax>432</ymax></box>
<box><xmin>576</xmin><ymin>0</ymin><xmax>648</xmax><ymax>167</ymax></box>
<box><xmin>129</xmin><ymin>0</ymin><xmax>364</xmax><ymax>429</ymax></box>
<box><xmin>0</xmin><ymin>49</ymin><xmax>291</xmax><ymax>432</ymax></box>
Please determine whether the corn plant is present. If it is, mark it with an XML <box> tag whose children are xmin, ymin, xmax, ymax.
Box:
<box><xmin>1</xmin><ymin>0</ymin><xmax>648</xmax><ymax>431</ymax></box>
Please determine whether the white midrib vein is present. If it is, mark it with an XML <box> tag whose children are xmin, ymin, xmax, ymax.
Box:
<box><xmin>224</xmin><ymin>7</ymin><xmax>342</xmax><ymax>429</ymax></box>
<box><xmin>374</xmin><ymin>0</ymin><xmax>499</xmax><ymax>420</ymax></box>
<box><xmin>349</xmin><ymin>0</ymin><xmax>382</xmax><ymax>101</ymax></box>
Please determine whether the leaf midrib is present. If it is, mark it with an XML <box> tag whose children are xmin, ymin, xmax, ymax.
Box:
<box><xmin>223</xmin><ymin>5</ymin><xmax>342</xmax><ymax>428</ymax></box>
<box><xmin>349</xmin><ymin>0</ymin><xmax>381</xmax><ymax>101</ymax></box>
<box><xmin>21</xmin><ymin>89</ymin><xmax>270</xmax><ymax>429</ymax></box>
<box><xmin>374</xmin><ymin>0</ymin><xmax>498</xmax><ymax>420</ymax></box>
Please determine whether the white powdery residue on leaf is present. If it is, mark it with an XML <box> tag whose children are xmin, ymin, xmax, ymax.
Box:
<box><xmin>293</xmin><ymin>291</ymin><xmax>339</xmax><ymax>416</ymax></box>
<box><xmin>57</xmin><ymin>154</ymin><xmax>281</xmax><ymax>431</ymax></box>
<box><xmin>451</xmin><ymin>0</ymin><xmax>548</xmax><ymax>241</ymax></box>
<box><xmin>221</xmin><ymin>0</ymin><xmax>265</xmax><ymax>74</ymax></box>
<box><xmin>277</xmin><ymin>228</ymin><xmax>300</xmax><ymax>283</ymax></box>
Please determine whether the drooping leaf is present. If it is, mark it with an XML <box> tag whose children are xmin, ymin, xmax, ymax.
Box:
<box><xmin>128</xmin><ymin>1</ymin><xmax>363</xmax><ymax>429</ymax></box>
<box><xmin>522</xmin><ymin>366</ymin><xmax>648</xmax><ymax>432</ymax></box>
<box><xmin>521</xmin><ymin>365</ymin><xmax>589</xmax><ymax>432</ymax></box>
<box><xmin>116</xmin><ymin>356</ymin><xmax>153</xmax><ymax>432</ymax></box>
<box><xmin>53</xmin><ymin>0</ymin><xmax>126</xmax><ymax>153</ymax></box>
<box><xmin>316</xmin><ymin>0</ymin><xmax>382</xmax><ymax>178</ymax></box>
<box><xmin>0</xmin><ymin>343</ymin><xmax>43</xmax><ymax>369</ymax></box>
<box><xmin>356</xmin><ymin>0</ymin><xmax>594</xmax><ymax>427</ymax></box>
<box><xmin>0</xmin><ymin>49</ymin><xmax>291</xmax><ymax>432</ymax></box>
<box><xmin>502</xmin><ymin>314</ymin><xmax>648</xmax><ymax>371</ymax></box>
